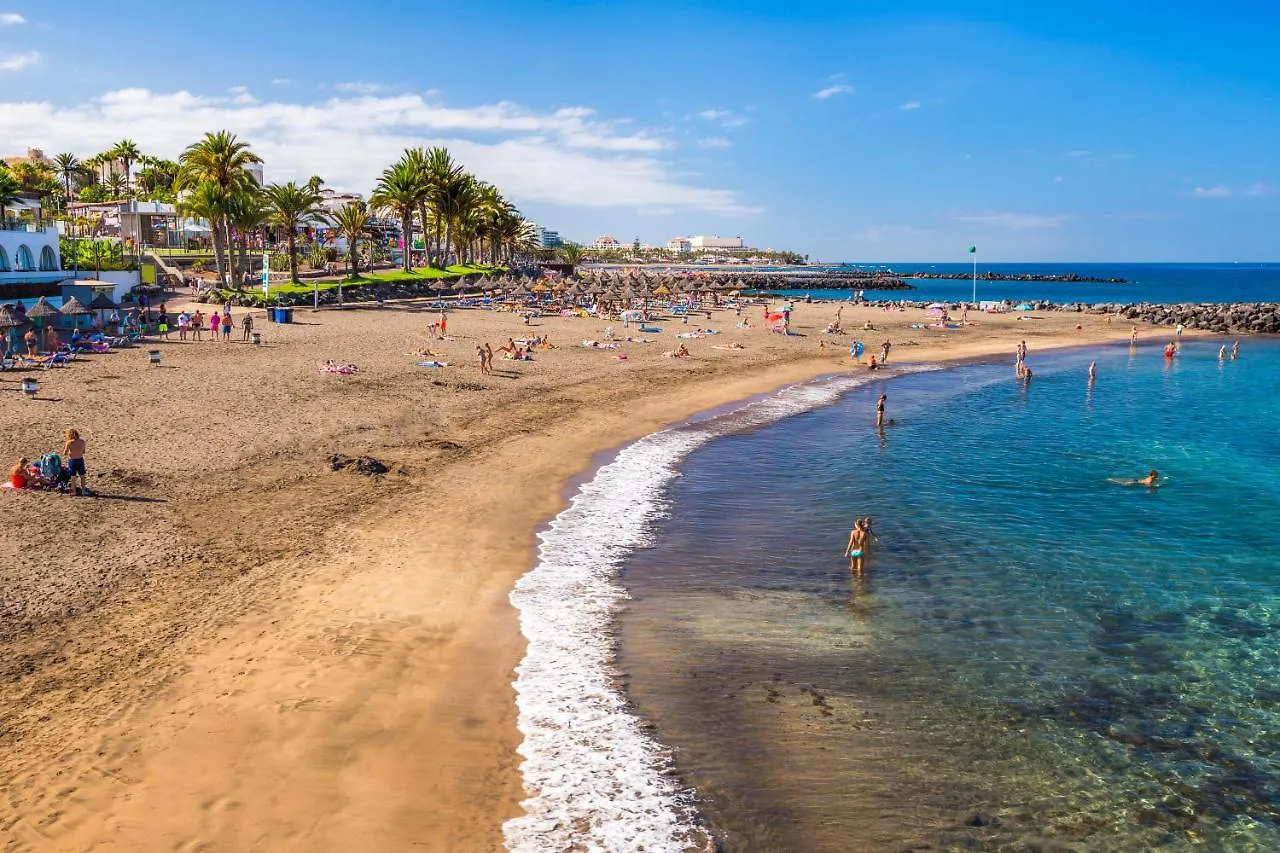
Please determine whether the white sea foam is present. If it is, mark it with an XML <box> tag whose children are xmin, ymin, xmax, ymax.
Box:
<box><xmin>504</xmin><ymin>368</ymin><xmax>937</xmax><ymax>852</ymax></box>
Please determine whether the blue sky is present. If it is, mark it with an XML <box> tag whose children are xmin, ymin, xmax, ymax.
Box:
<box><xmin>1</xmin><ymin>1</ymin><xmax>1277</xmax><ymax>261</ymax></box>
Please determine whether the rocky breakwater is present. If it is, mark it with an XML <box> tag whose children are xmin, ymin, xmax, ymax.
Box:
<box><xmin>903</xmin><ymin>271</ymin><xmax>1127</xmax><ymax>283</ymax></box>
<box><xmin>1110</xmin><ymin>302</ymin><xmax>1280</xmax><ymax>334</ymax></box>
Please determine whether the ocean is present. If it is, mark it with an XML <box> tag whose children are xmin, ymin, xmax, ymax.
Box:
<box><xmin>506</xmin><ymin>337</ymin><xmax>1280</xmax><ymax>852</ymax></box>
<box><xmin>772</xmin><ymin>262</ymin><xmax>1280</xmax><ymax>305</ymax></box>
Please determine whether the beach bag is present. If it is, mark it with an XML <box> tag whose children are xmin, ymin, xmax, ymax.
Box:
<box><xmin>37</xmin><ymin>453</ymin><xmax>62</xmax><ymax>481</ymax></box>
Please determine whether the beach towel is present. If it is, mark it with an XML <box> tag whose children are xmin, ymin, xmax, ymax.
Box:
<box><xmin>638</xmin><ymin>325</ymin><xmax>663</xmax><ymax>333</ymax></box>
<box><xmin>416</xmin><ymin>360</ymin><xmax>450</xmax><ymax>368</ymax></box>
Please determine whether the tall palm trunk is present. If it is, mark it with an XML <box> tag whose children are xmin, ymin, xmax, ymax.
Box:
<box><xmin>417</xmin><ymin>203</ymin><xmax>431</xmax><ymax>267</ymax></box>
<box><xmin>444</xmin><ymin>219</ymin><xmax>454</xmax><ymax>268</ymax></box>
<box><xmin>287</xmin><ymin>230</ymin><xmax>299</xmax><ymax>282</ymax></box>
<box><xmin>401</xmin><ymin>213</ymin><xmax>412</xmax><ymax>272</ymax></box>
<box><xmin>211</xmin><ymin>216</ymin><xmax>229</xmax><ymax>286</ymax></box>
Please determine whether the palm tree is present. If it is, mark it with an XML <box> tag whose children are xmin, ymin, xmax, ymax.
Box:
<box><xmin>108</xmin><ymin>139</ymin><xmax>143</xmax><ymax>195</ymax></box>
<box><xmin>104</xmin><ymin>173</ymin><xmax>128</xmax><ymax>199</ymax></box>
<box><xmin>176</xmin><ymin>131</ymin><xmax>263</xmax><ymax>285</ymax></box>
<box><xmin>227</xmin><ymin>189</ymin><xmax>270</xmax><ymax>287</ymax></box>
<box><xmin>557</xmin><ymin>242</ymin><xmax>585</xmax><ymax>273</ymax></box>
<box><xmin>330</xmin><ymin>200</ymin><xmax>370</xmax><ymax>307</ymax></box>
<box><xmin>370</xmin><ymin>156</ymin><xmax>426</xmax><ymax>273</ymax></box>
<box><xmin>424</xmin><ymin>148</ymin><xmax>467</xmax><ymax>266</ymax></box>
<box><xmin>0</xmin><ymin>169</ymin><xmax>20</xmax><ymax>223</ymax></box>
<box><xmin>53</xmin><ymin>152</ymin><xmax>80</xmax><ymax>207</ymax></box>
<box><xmin>263</xmin><ymin>181</ymin><xmax>326</xmax><ymax>283</ymax></box>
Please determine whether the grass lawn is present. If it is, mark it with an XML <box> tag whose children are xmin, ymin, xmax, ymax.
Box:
<box><xmin>222</xmin><ymin>264</ymin><xmax>504</xmax><ymax>300</ymax></box>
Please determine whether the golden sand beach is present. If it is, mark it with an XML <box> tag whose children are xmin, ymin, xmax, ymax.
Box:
<box><xmin>0</xmin><ymin>297</ymin><xmax>1162</xmax><ymax>851</ymax></box>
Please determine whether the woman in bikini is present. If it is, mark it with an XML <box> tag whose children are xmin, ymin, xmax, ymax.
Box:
<box><xmin>845</xmin><ymin>518</ymin><xmax>868</xmax><ymax>576</ymax></box>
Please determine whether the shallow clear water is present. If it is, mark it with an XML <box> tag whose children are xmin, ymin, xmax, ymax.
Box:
<box><xmin>617</xmin><ymin>339</ymin><xmax>1280</xmax><ymax>851</ymax></box>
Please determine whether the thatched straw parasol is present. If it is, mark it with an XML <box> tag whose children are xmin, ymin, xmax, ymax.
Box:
<box><xmin>26</xmin><ymin>296</ymin><xmax>60</xmax><ymax>321</ymax></box>
<box><xmin>0</xmin><ymin>304</ymin><xmax>28</xmax><ymax>329</ymax></box>
<box><xmin>531</xmin><ymin>281</ymin><xmax>550</xmax><ymax>294</ymax></box>
<box><xmin>653</xmin><ymin>284</ymin><xmax>671</xmax><ymax>297</ymax></box>
<box><xmin>60</xmin><ymin>295</ymin><xmax>91</xmax><ymax>315</ymax></box>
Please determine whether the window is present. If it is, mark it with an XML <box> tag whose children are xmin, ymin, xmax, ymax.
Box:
<box><xmin>15</xmin><ymin>244</ymin><xmax>34</xmax><ymax>271</ymax></box>
<box><xmin>0</xmin><ymin>246</ymin><xmax>9</xmax><ymax>271</ymax></box>
<box><xmin>39</xmin><ymin>245</ymin><xmax>58</xmax><ymax>271</ymax></box>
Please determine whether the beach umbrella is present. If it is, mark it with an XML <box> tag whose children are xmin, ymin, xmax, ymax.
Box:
<box><xmin>24</xmin><ymin>297</ymin><xmax>59</xmax><ymax>335</ymax></box>
<box><xmin>531</xmin><ymin>281</ymin><xmax>551</xmax><ymax>293</ymax></box>
<box><xmin>89</xmin><ymin>291</ymin><xmax>119</xmax><ymax>326</ymax></box>
<box><xmin>26</xmin><ymin>296</ymin><xmax>59</xmax><ymax>322</ymax></box>
<box><xmin>60</xmin><ymin>295</ymin><xmax>92</xmax><ymax>331</ymax></box>
<box><xmin>0</xmin><ymin>305</ymin><xmax>28</xmax><ymax>354</ymax></box>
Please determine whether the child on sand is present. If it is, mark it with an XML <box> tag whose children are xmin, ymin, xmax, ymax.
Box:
<box><xmin>63</xmin><ymin>429</ymin><xmax>88</xmax><ymax>496</ymax></box>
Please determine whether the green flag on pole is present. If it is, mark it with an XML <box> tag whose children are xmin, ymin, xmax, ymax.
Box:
<box><xmin>968</xmin><ymin>246</ymin><xmax>977</xmax><ymax>253</ymax></box>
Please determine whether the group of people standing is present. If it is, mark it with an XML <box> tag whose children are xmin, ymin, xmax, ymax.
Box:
<box><xmin>161</xmin><ymin>303</ymin><xmax>253</xmax><ymax>343</ymax></box>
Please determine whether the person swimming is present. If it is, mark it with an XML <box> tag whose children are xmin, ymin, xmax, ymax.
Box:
<box><xmin>1109</xmin><ymin>469</ymin><xmax>1161</xmax><ymax>487</ymax></box>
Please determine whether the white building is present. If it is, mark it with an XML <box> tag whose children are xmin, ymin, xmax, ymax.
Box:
<box><xmin>591</xmin><ymin>235</ymin><xmax>622</xmax><ymax>250</ymax></box>
<box><xmin>688</xmin><ymin>234</ymin><xmax>745</xmax><ymax>250</ymax></box>
<box><xmin>667</xmin><ymin>236</ymin><xmax>692</xmax><ymax>253</ymax></box>
<box><xmin>1</xmin><ymin>222</ymin><xmax>67</xmax><ymax>311</ymax></box>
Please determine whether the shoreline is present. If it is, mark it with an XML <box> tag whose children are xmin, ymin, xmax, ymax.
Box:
<box><xmin>0</xmin><ymin>301</ymin><xmax>1190</xmax><ymax>850</ymax></box>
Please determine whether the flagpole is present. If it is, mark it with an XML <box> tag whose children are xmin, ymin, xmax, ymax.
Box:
<box><xmin>967</xmin><ymin>245</ymin><xmax>978</xmax><ymax>305</ymax></box>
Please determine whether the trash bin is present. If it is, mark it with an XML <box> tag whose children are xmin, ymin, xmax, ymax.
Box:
<box><xmin>278</xmin><ymin>307</ymin><xmax>294</xmax><ymax>324</ymax></box>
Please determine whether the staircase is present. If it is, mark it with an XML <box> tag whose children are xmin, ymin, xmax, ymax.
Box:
<box><xmin>143</xmin><ymin>251</ymin><xmax>185</xmax><ymax>287</ymax></box>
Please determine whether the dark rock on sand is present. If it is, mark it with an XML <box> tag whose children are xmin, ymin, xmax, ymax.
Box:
<box><xmin>328</xmin><ymin>454</ymin><xmax>389</xmax><ymax>475</ymax></box>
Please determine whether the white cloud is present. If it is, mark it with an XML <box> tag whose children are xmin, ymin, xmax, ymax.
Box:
<box><xmin>0</xmin><ymin>50</ymin><xmax>38</xmax><ymax>71</ymax></box>
<box><xmin>698</xmin><ymin>137</ymin><xmax>732</xmax><ymax>149</ymax></box>
<box><xmin>0</xmin><ymin>12</ymin><xmax>25</xmax><ymax>25</ymax></box>
<box><xmin>0</xmin><ymin>87</ymin><xmax>756</xmax><ymax>213</ymax></box>
<box><xmin>954</xmin><ymin>212</ymin><xmax>1072</xmax><ymax>229</ymax></box>
<box><xmin>813</xmin><ymin>85</ymin><xmax>853</xmax><ymax>100</ymax></box>
<box><xmin>899</xmin><ymin>100</ymin><xmax>921</xmax><ymax>110</ymax></box>
<box><xmin>333</xmin><ymin>82</ymin><xmax>381</xmax><ymax>95</ymax></box>
<box><xmin>1192</xmin><ymin>182</ymin><xmax>1270</xmax><ymax>198</ymax></box>
<box><xmin>270</xmin><ymin>77</ymin><xmax>291</xmax><ymax>85</ymax></box>
<box><xmin>696</xmin><ymin>109</ymin><xmax>747</xmax><ymax>128</ymax></box>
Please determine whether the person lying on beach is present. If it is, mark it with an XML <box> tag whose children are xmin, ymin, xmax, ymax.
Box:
<box><xmin>1110</xmin><ymin>469</ymin><xmax>1162</xmax><ymax>488</ymax></box>
<box><xmin>712</xmin><ymin>343</ymin><xmax>746</xmax><ymax>350</ymax></box>
<box><xmin>663</xmin><ymin>344</ymin><xmax>691</xmax><ymax>358</ymax></box>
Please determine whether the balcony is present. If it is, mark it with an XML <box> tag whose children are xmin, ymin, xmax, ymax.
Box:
<box><xmin>0</xmin><ymin>219</ymin><xmax>50</xmax><ymax>233</ymax></box>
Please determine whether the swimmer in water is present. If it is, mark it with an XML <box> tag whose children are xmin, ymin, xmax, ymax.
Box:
<box><xmin>1088</xmin><ymin>361</ymin><xmax>1097</xmax><ymax>382</ymax></box>
<box><xmin>1109</xmin><ymin>469</ymin><xmax>1161</xmax><ymax>488</ymax></box>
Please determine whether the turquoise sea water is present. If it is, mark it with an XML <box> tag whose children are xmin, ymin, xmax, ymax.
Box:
<box><xmin>615</xmin><ymin>339</ymin><xmax>1280</xmax><ymax>850</ymax></box>
<box><xmin>773</xmin><ymin>261</ymin><xmax>1280</xmax><ymax>304</ymax></box>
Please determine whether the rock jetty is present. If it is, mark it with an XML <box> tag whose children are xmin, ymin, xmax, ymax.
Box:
<box><xmin>903</xmin><ymin>271</ymin><xmax>1126</xmax><ymax>284</ymax></box>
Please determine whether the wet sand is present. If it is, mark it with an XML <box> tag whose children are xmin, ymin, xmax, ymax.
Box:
<box><xmin>0</xmin><ymin>298</ymin><xmax>1157</xmax><ymax>851</ymax></box>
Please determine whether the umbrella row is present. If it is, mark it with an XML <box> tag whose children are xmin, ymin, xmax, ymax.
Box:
<box><xmin>0</xmin><ymin>293</ymin><xmax>118</xmax><ymax>329</ymax></box>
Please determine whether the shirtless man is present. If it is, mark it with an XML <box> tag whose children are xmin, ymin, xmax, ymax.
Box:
<box><xmin>876</xmin><ymin>393</ymin><xmax>887</xmax><ymax>429</ymax></box>
<box><xmin>64</xmin><ymin>428</ymin><xmax>88</xmax><ymax>496</ymax></box>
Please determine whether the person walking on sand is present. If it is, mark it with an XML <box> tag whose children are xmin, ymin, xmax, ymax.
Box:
<box><xmin>881</xmin><ymin>340</ymin><xmax>892</xmax><ymax>364</ymax></box>
<box><xmin>221</xmin><ymin>312</ymin><xmax>233</xmax><ymax>341</ymax></box>
<box><xmin>209</xmin><ymin>311</ymin><xmax>220</xmax><ymax>340</ymax></box>
<box><xmin>484</xmin><ymin>342</ymin><xmax>494</xmax><ymax>371</ymax></box>
<box><xmin>476</xmin><ymin>345</ymin><xmax>489</xmax><ymax>375</ymax></box>
<box><xmin>1131</xmin><ymin>325</ymin><xmax>1138</xmax><ymax>344</ymax></box>
<box><xmin>876</xmin><ymin>392</ymin><xmax>887</xmax><ymax>429</ymax></box>
<box><xmin>242</xmin><ymin>312</ymin><xmax>253</xmax><ymax>342</ymax></box>
<box><xmin>64</xmin><ymin>428</ymin><xmax>88</xmax><ymax>496</ymax></box>
<box><xmin>191</xmin><ymin>310</ymin><xmax>203</xmax><ymax>341</ymax></box>
<box><xmin>178</xmin><ymin>310</ymin><xmax>190</xmax><ymax>341</ymax></box>
<box><xmin>439</xmin><ymin>310</ymin><xmax>447</xmax><ymax>338</ymax></box>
